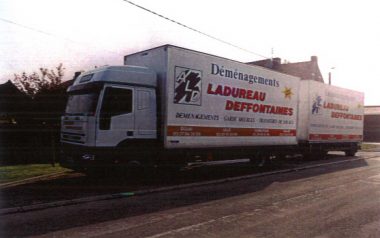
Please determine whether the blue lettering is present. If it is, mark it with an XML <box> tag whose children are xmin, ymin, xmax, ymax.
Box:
<box><xmin>210</xmin><ymin>63</ymin><xmax>280</xmax><ymax>87</ymax></box>
<box><xmin>220</xmin><ymin>66</ymin><xmax>225</xmax><ymax>76</ymax></box>
<box><xmin>211</xmin><ymin>63</ymin><xmax>219</xmax><ymax>75</ymax></box>
<box><xmin>234</xmin><ymin>70</ymin><xmax>239</xmax><ymax>79</ymax></box>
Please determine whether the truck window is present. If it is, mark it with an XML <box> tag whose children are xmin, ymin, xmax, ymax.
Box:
<box><xmin>99</xmin><ymin>87</ymin><xmax>133</xmax><ymax>130</ymax></box>
<box><xmin>65</xmin><ymin>93</ymin><xmax>99</xmax><ymax>115</ymax></box>
<box><xmin>138</xmin><ymin>90</ymin><xmax>151</xmax><ymax>110</ymax></box>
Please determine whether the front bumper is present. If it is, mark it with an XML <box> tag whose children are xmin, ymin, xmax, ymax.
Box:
<box><xmin>60</xmin><ymin>143</ymin><xmax>119</xmax><ymax>170</ymax></box>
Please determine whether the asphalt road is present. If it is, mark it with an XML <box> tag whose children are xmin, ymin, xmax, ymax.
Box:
<box><xmin>2</xmin><ymin>152</ymin><xmax>380</xmax><ymax>237</ymax></box>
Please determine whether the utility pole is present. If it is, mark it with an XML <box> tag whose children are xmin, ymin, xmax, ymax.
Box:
<box><xmin>328</xmin><ymin>67</ymin><xmax>335</xmax><ymax>85</ymax></box>
<box><xmin>328</xmin><ymin>72</ymin><xmax>331</xmax><ymax>85</ymax></box>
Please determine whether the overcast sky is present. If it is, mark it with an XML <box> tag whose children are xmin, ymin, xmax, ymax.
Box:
<box><xmin>0</xmin><ymin>0</ymin><xmax>379</xmax><ymax>105</ymax></box>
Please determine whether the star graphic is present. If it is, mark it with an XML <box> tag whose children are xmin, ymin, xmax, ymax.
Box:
<box><xmin>282</xmin><ymin>87</ymin><xmax>293</xmax><ymax>99</ymax></box>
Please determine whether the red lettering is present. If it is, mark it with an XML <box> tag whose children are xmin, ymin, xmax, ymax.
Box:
<box><xmin>247</xmin><ymin>103</ymin><xmax>254</xmax><ymax>112</ymax></box>
<box><xmin>234</xmin><ymin>101</ymin><xmax>241</xmax><ymax>111</ymax></box>
<box><xmin>246</xmin><ymin>90</ymin><xmax>253</xmax><ymax>100</ymax></box>
<box><xmin>231</xmin><ymin>88</ymin><xmax>239</xmax><ymax>97</ymax></box>
<box><xmin>223</xmin><ymin>86</ymin><xmax>231</xmax><ymax>96</ymax></box>
<box><xmin>259</xmin><ymin>92</ymin><xmax>266</xmax><ymax>101</ymax></box>
<box><xmin>277</xmin><ymin>107</ymin><xmax>284</xmax><ymax>115</ymax></box>
<box><xmin>259</xmin><ymin>104</ymin><xmax>266</xmax><ymax>113</ymax></box>
<box><xmin>239</xmin><ymin>89</ymin><xmax>246</xmax><ymax>99</ymax></box>
<box><xmin>207</xmin><ymin>83</ymin><xmax>266</xmax><ymax>102</ymax></box>
<box><xmin>269</xmin><ymin>106</ymin><xmax>275</xmax><ymax>114</ymax></box>
<box><xmin>225</xmin><ymin>100</ymin><xmax>234</xmax><ymax>110</ymax></box>
<box><xmin>241</xmin><ymin>102</ymin><xmax>249</xmax><ymax>111</ymax></box>
<box><xmin>324</xmin><ymin>102</ymin><xmax>349</xmax><ymax>111</ymax></box>
<box><xmin>215</xmin><ymin>85</ymin><xmax>223</xmax><ymax>95</ymax></box>
<box><xmin>225</xmin><ymin>100</ymin><xmax>294</xmax><ymax>116</ymax></box>
<box><xmin>253</xmin><ymin>104</ymin><xmax>259</xmax><ymax>112</ymax></box>
<box><xmin>207</xmin><ymin>83</ymin><xmax>215</xmax><ymax>94</ymax></box>
<box><xmin>253</xmin><ymin>91</ymin><xmax>259</xmax><ymax>100</ymax></box>
<box><xmin>331</xmin><ymin>111</ymin><xmax>362</xmax><ymax>120</ymax></box>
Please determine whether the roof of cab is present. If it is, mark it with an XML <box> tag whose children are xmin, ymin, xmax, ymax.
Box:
<box><xmin>72</xmin><ymin>65</ymin><xmax>156</xmax><ymax>88</ymax></box>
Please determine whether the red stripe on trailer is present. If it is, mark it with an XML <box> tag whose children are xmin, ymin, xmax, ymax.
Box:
<box><xmin>167</xmin><ymin>126</ymin><xmax>296</xmax><ymax>137</ymax></box>
<box><xmin>309</xmin><ymin>133</ymin><xmax>362</xmax><ymax>140</ymax></box>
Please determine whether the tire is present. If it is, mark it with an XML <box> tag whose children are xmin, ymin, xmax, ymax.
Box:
<box><xmin>345</xmin><ymin>150</ymin><xmax>357</xmax><ymax>157</ymax></box>
<box><xmin>249</xmin><ymin>153</ymin><xmax>268</xmax><ymax>168</ymax></box>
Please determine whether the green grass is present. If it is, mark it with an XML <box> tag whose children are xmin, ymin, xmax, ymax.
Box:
<box><xmin>361</xmin><ymin>143</ymin><xmax>380</xmax><ymax>150</ymax></box>
<box><xmin>0</xmin><ymin>164</ymin><xmax>71</xmax><ymax>184</ymax></box>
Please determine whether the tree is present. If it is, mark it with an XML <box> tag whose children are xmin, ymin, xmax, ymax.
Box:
<box><xmin>12</xmin><ymin>63</ymin><xmax>65</xmax><ymax>97</ymax></box>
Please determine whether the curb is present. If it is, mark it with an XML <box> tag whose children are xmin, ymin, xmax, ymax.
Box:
<box><xmin>0</xmin><ymin>171</ymin><xmax>68</xmax><ymax>189</ymax></box>
<box><xmin>360</xmin><ymin>149</ymin><xmax>380</xmax><ymax>153</ymax></box>
<box><xmin>1</xmin><ymin>155</ymin><xmax>376</xmax><ymax>216</ymax></box>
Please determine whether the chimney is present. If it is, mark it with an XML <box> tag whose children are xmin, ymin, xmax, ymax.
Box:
<box><xmin>272</xmin><ymin>58</ymin><xmax>281</xmax><ymax>69</ymax></box>
<box><xmin>311</xmin><ymin>56</ymin><xmax>318</xmax><ymax>63</ymax></box>
<box><xmin>73</xmin><ymin>71</ymin><xmax>82</xmax><ymax>80</ymax></box>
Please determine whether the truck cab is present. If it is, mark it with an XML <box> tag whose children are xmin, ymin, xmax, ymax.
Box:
<box><xmin>60</xmin><ymin>66</ymin><xmax>157</xmax><ymax>170</ymax></box>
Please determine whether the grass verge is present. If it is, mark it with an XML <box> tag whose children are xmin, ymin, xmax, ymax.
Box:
<box><xmin>361</xmin><ymin>143</ymin><xmax>380</xmax><ymax>150</ymax></box>
<box><xmin>0</xmin><ymin>164</ymin><xmax>71</xmax><ymax>185</ymax></box>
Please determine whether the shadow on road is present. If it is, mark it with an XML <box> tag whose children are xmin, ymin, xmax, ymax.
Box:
<box><xmin>0</xmin><ymin>154</ymin><xmax>372</xmax><ymax>237</ymax></box>
<box><xmin>0</xmin><ymin>154</ymin><xmax>363</xmax><ymax>208</ymax></box>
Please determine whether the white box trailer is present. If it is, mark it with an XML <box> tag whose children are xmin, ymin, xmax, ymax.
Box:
<box><xmin>298</xmin><ymin>80</ymin><xmax>364</xmax><ymax>142</ymax></box>
<box><xmin>60</xmin><ymin>45</ymin><xmax>363</xmax><ymax>171</ymax></box>
<box><xmin>297</xmin><ymin>80</ymin><xmax>364</xmax><ymax>156</ymax></box>
<box><xmin>125</xmin><ymin>45</ymin><xmax>300</xmax><ymax>149</ymax></box>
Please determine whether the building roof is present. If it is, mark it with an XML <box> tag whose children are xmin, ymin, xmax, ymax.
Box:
<box><xmin>0</xmin><ymin>80</ymin><xmax>26</xmax><ymax>96</ymax></box>
<box><xmin>364</xmin><ymin>106</ymin><xmax>380</xmax><ymax>115</ymax></box>
<box><xmin>0</xmin><ymin>80</ymin><xmax>32</xmax><ymax>114</ymax></box>
<box><xmin>59</xmin><ymin>79</ymin><xmax>74</xmax><ymax>89</ymax></box>
<box><xmin>247</xmin><ymin>56</ymin><xmax>324</xmax><ymax>83</ymax></box>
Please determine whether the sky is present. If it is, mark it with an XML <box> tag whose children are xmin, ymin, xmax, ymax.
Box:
<box><xmin>0</xmin><ymin>0</ymin><xmax>379</xmax><ymax>105</ymax></box>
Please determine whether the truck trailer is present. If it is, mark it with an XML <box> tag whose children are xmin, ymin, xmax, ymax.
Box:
<box><xmin>60</xmin><ymin>45</ymin><xmax>364</xmax><ymax>171</ymax></box>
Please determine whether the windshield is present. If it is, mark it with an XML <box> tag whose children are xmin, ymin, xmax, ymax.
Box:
<box><xmin>65</xmin><ymin>93</ymin><xmax>99</xmax><ymax>115</ymax></box>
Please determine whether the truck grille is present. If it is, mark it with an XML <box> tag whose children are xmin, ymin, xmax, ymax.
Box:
<box><xmin>61</xmin><ymin>132</ymin><xmax>86</xmax><ymax>144</ymax></box>
<box><xmin>61</xmin><ymin>115</ymin><xmax>88</xmax><ymax>145</ymax></box>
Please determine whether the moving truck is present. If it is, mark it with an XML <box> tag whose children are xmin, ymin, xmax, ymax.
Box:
<box><xmin>60</xmin><ymin>45</ymin><xmax>364</xmax><ymax>171</ymax></box>
<box><xmin>298</xmin><ymin>80</ymin><xmax>364</xmax><ymax>156</ymax></box>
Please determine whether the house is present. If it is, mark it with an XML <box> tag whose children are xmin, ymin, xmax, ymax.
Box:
<box><xmin>364</xmin><ymin>106</ymin><xmax>380</xmax><ymax>142</ymax></box>
<box><xmin>0</xmin><ymin>80</ymin><xmax>32</xmax><ymax>125</ymax></box>
<box><xmin>0</xmin><ymin>78</ymin><xmax>75</xmax><ymax>164</ymax></box>
<box><xmin>247</xmin><ymin>56</ymin><xmax>324</xmax><ymax>82</ymax></box>
<box><xmin>0</xmin><ymin>80</ymin><xmax>34</xmax><ymax>164</ymax></box>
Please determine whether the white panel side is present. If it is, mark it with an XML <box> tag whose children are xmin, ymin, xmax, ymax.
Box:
<box><xmin>307</xmin><ymin>81</ymin><xmax>364</xmax><ymax>142</ymax></box>
<box><xmin>297</xmin><ymin>80</ymin><xmax>310</xmax><ymax>141</ymax></box>
<box><xmin>165</xmin><ymin>46</ymin><xmax>300</xmax><ymax>149</ymax></box>
<box><xmin>124</xmin><ymin>46</ymin><xmax>169</xmax><ymax>144</ymax></box>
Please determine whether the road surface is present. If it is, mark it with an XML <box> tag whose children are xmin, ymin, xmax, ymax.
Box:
<box><xmin>1</xmin><ymin>152</ymin><xmax>380</xmax><ymax>237</ymax></box>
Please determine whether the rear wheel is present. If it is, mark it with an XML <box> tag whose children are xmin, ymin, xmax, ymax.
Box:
<box><xmin>345</xmin><ymin>150</ymin><xmax>357</xmax><ymax>157</ymax></box>
<box><xmin>250</xmin><ymin>152</ymin><xmax>270</xmax><ymax>168</ymax></box>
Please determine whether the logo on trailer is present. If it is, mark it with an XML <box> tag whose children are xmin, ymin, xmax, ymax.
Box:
<box><xmin>312</xmin><ymin>95</ymin><xmax>323</xmax><ymax>114</ymax></box>
<box><xmin>282</xmin><ymin>87</ymin><xmax>293</xmax><ymax>99</ymax></box>
<box><xmin>174</xmin><ymin>66</ymin><xmax>202</xmax><ymax>105</ymax></box>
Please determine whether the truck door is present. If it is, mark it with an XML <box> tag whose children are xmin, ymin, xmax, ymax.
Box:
<box><xmin>96</xmin><ymin>86</ymin><xmax>135</xmax><ymax>147</ymax></box>
<box><xmin>135</xmin><ymin>88</ymin><xmax>157</xmax><ymax>138</ymax></box>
